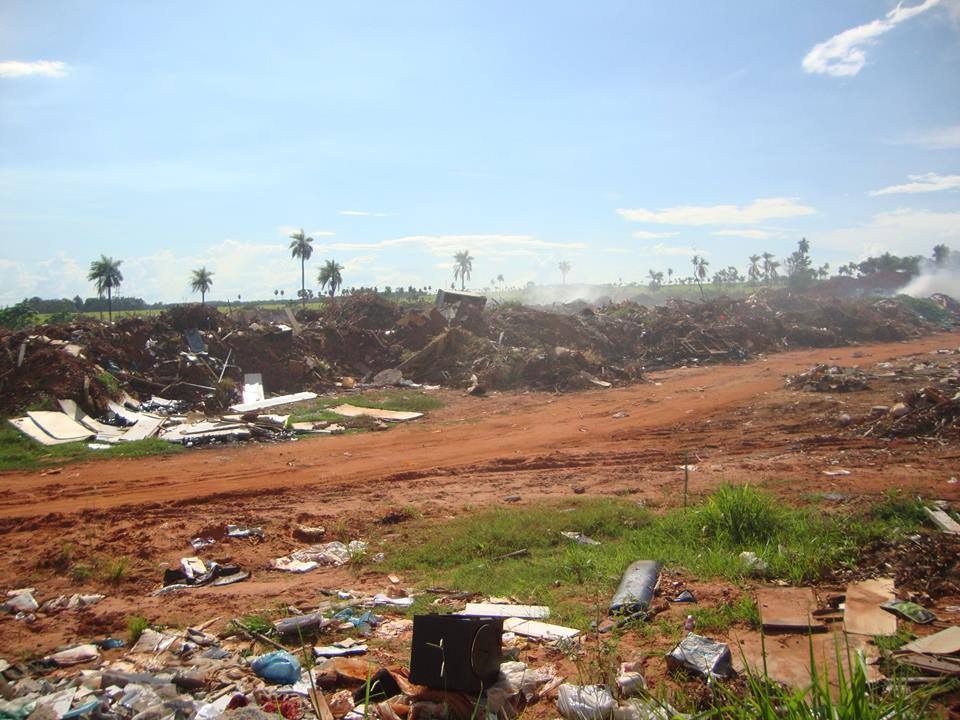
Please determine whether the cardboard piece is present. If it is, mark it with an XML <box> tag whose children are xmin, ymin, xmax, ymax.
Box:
<box><xmin>118</xmin><ymin>414</ymin><xmax>165</xmax><ymax>442</ymax></box>
<box><xmin>924</xmin><ymin>507</ymin><xmax>960</xmax><ymax>535</ymax></box>
<box><xmin>756</xmin><ymin>587</ymin><xmax>826</xmax><ymax>632</ymax></box>
<box><xmin>502</xmin><ymin>617</ymin><xmax>580</xmax><ymax>641</ymax></box>
<box><xmin>844</xmin><ymin>578</ymin><xmax>897</xmax><ymax>636</ymax></box>
<box><xmin>901</xmin><ymin>626</ymin><xmax>960</xmax><ymax>655</ymax></box>
<box><xmin>461</xmin><ymin>603</ymin><xmax>549</xmax><ymax>619</ymax></box>
<box><xmin>330</xmin><ymin>404</ymin><xmax>423</xmax><ymax>422</ymax></box>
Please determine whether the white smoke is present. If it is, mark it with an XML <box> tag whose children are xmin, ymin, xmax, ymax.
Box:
<box><xmin>899</xmin><ymin>254</ymin><xmax>960</xmax><ymax>298</ymax></box>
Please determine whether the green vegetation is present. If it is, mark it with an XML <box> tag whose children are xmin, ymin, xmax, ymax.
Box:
<box><xmin>102</xmin><ymin>556</ymin><xmax>131</xmax><ymax>583</ymax></box>
<box><xmin>239</xmin><ymin>613</ymin><xmax>274</xmax><ymax>636</ymax></box>
<box><xmin>288</xmin><ymin>389</ymin><xmax>444</xmax><ymax>423</ymax></box>
<box><xmin>0</xmin><ymin>425</ymin><xmax>182</xmax><ymax>471</ymax></box>
<box><xmin>691</xmin><ymin>594</ymin><xmax>760</xmax><ymax>632</ymax></box>
<box><xmin>895</xmin><ymin>294</ymin><xmax>954</xmax><ymax>324</ymax></box>
<box><xmin>127</xmin><ymin>615</ymin><xmax>149</xmax><ymax>644</ymax></box>
<box><xmin>388</xmin><ymin>487</ymin><xmax>923</xmax><ymax>628</ymax></box>
<box><xmin>708</xmin><ymin>638</ymin><xmax>942</xmax><ymax>719</ymax></box>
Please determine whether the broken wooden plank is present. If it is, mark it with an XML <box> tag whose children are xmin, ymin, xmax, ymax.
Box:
<box><xmin>901</xmin><ymin>626</ymin><xmax>960</xmax><ymax>655</ymax></box>
<box><xmin>924</xmin><ymin>506</ymin><xmax>960</xmax><ymax>535</ymax></box>
<box><xmin>330</xmin><ymin>404</ymin><xmax>423</xmax><ymax>422</ymax></box>
<box><xmin>118</xmin><ymin>414</ymin><xmax>165</xmax><ymax>442</ymax></box>
<box><xmin>756</xmin><ymin>587</ymin><xmax>826</xmax><ymax>632</ymax></box>
<box><xmin>844</xmin><ymin>578</ymin><xmax>897</xmax><ymax>636</ymax></box>
<box><xmin>461</xmin><ymin>603</ymin><xmax>550</xmax><ymax>620</ymax></box>
<box><xmin>229</xmin><ymin>392</ymin><xmax>317</xmax><ymax>413</ymax></box>
<box><xmin>502</xmin><ymin>617</ymin><xmax>580</xmax><ymax>641</ymax></box>
<box><xmin>895</xmin><ymin>652</ymin><xmax>960</xmax><ymax>677</ymax></box>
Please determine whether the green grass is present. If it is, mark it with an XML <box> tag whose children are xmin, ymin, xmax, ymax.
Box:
<box><xmin>0</xmin><ymin>425</ymin><xmax>183</xmax><ymax>471</ymax></box>
<box><xmin>127</xmin><ymin>615</ymin><xmax>149</xmax><ymax>644</ymax></box>
<box><xmin>288</xmin><ymin>389</ymin><xmax>444</xmax><ymax>423</ymax></box>
<box><xmin>692</xmin><ymin>594</ymin><xmax>760</xmax><ymax>632</ymax></box>
<box><xmin>387</xmin><ymin>487</ymin><xmax>924</xmax><ymax>629</ymax></box>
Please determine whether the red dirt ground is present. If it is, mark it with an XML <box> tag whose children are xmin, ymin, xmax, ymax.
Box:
<box><xmin>2</xmin><ymin>333</ymin><xmax>959</xmax><ymax>661</ymax></box>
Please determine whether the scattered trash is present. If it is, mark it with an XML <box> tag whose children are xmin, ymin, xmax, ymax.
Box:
<box><xmin>609</xmin><ymin>560</ymin><xmax>661</xmax><ymax>615</ymax></box>
<box><xmin>556</xmin><ymin>684</ymin><xmax>616</xmax><ymax>720</ymax></box>
<box><xmin>671</xmin><ymin>590</ymin><xmax>696</xmax><ymax>603</ymax></box>
<box><xmin>250</xmin><ymin>651</ymin><xmax>301</xmax><ymax>685</ymax></box>
<box><xmin>900</xmin><ymin>626</ymin><xmax>960</xmax><ymax>655</ymax></box>
<box><xmin>880</xmin><ymin>599</ymin><xmax>936</xmax><ymax>624</ymax></box>
<box><xmin>665</xmin><ymin>633</ymin><xmax>735</xmax><ymax>680</ymax></box>
<box><xmin>462</xmin><ymin>603</ymin><xmax>550</xmax><ymax>619</ymax></box>
<box><xmin>844</xmin><ymin>578</ymin><xmax>897</xmax><ymax>636</ymax></box>
<box><xmin>738</xmin><ymin>551</ymin><xmax>768</xmax><ymax>575</ymax></box>
<box><xmin>502</xmin><ymin>617</ymin><xmax>580</xmax><ymax>642</ymax></box>
<box><xmin>924</xmin><ymin>506</ymin><xmax>960</xmax><ymax>535</ymax></box>
<box><xmin>409</xmin><ymin>614</ymin><xmax>503</xmax><ymax>692</ymax></box>
<box><xmin>271</xmin><ymin>540</ymin><xmax>368</xmax><ymax>571</ymax></box>
<box><xmin>560</xmin><ymin>531</ymin><xmax>601</xmax><ymax>546</ymax></box>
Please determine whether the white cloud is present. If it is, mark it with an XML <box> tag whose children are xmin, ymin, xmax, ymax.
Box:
<box><xmin>316</xmin><ymin>234</ymin><xmax>586</xmax><ymax>258</ymax></box>
<box><xmin>816</xmin><ymin>208</ymin><xmax>960</xmax><ymax>257</ymax></box>
<box><xmin>631</xmin><ymin>230</ymin><xmax>680</xmax><ymax>239</ymax></box>
<box><xmin>802</xmin><ymin>0</ymin><xmax>944</xmax><ymax>78</ymax></box>
<box><xmin>0</xmin><ymin>60</ymin><xmax>69</xmax><ymax>78</ymax></box>
<box><xmin>617</xmin><ymin>197</ymin><xmax>815</xmax><ymax>225</ymax></box>
<box><xmin>712</xmin><ymin>229</ymin><xmax>781</xmax><ymax>240</ymax></box>
<box><xmin>636</xmin><ymin>244</ymin><xmax>704</xmax><ymax>258</ymax></box>
<box><xmin>277</xmin><ymin>225</ymin><xmax>335</xmax><ymax>237</ymax></box>
<box><xmin>900</xmin><ymin>124</ymin><xmax>960</xmax><ymax>149</ymax></box>
<box><xmin>338</xmin><ymin>210</ymin><xmax>389</xmax><ymax>217</ymax></box>
<box><xmin>870</xmin><ymin>172</ymin><xmax>960</xmax><ymax>195</ymax></box>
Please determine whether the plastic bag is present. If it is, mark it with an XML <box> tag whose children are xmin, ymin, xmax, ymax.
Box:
<box><xmin>250</xmin><ymin>651</ymin><xmax>301</xmax><ymax>685</ymax></box>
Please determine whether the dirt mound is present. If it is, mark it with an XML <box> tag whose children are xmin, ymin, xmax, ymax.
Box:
<box><xmin>1</xmin><ymin>291</ymin><xmax>956</xmax><ymax>415</ymax></box>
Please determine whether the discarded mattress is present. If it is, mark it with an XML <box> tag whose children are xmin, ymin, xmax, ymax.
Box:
<box><xmin>330</xmin><ymin>404</ymin><xmax>423</xmax><ymax>422</ymax></box>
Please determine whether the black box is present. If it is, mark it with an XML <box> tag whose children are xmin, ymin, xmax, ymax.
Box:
<box><xmin>409</xmin><ymin>614</ymin><xmax>503</xmax><ymax>692</ymax></box>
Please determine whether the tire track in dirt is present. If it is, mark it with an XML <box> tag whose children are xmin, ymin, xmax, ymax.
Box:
<box><xmin>0</xmin><ymin>332</ymin><xmax>956</xmax><ymax>519</ymax></box>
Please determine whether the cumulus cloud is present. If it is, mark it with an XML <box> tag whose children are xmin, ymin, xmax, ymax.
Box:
<box><xmin>870</xmin><ymin>172</ymin><xmax>960</xmax><ymax>195</ymax></box>
<box><xmin>631</xmin><ymin>230</ymin><xmax>680</xmax><ymax>239</ymax></box>
<box><xmin>617</xmin><ymin>197</ymin><xmax>815</xmax><ymax>226</ymax></box>
<box><xmin>338</xmin><ymin>210</ymin><xmax>389</xmax><ymax>217</ymax></box>
<box><xmin>0</xmin><ymin>60</ymin><xmax>69</xmax><ymax>78</ymax></box>
<box><xmin>802</xmin><ymin>0</ymin><xmax>944</xmax><ymax>77</ymax></box>
<box><xmin>900</xmin><ymin>124</ymin><xmax>960</xmax><ymax>149</ymax></box>
<box><xmin>712</xmin><ymin>229</ymin><xmax>781</xmax><ymax>240</ymax></box>
<box><xmin>816</xmin><ymin>208</ymin><xmax>960</xmax><ymax>257</ymax></box>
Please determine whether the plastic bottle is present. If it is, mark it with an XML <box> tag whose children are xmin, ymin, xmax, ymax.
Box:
<box><xmin>683</xmin><ymin>615</ymin><xmax>695</xmax><ymax>632</ymax></box>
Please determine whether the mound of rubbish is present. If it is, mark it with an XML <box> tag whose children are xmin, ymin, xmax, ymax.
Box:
<box><xmin>1</xmin><ymin>290</ymin><xmax>957</xmax><ymax>417</ymax></box>
<box><xmin>786</xmin><ymin>365</ymin><xmax>871</xmax><ymax>393</ymax></box>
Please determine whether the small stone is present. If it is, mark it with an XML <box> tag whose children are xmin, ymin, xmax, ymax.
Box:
<box><xmin>890</xmin><ymin>402</ymin><xmax>911</xmax><ymax>418</ymax></box>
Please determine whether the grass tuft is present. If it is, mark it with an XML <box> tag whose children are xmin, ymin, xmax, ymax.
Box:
<box><xmin>698</xmin><ymin>484</ymin><xmax>779</xmax><ymax>547</ymax></box>
<box><xmin>127</xmin><ymin>615</ymin><xmax>149</xmax><ymax>644</ymax></box>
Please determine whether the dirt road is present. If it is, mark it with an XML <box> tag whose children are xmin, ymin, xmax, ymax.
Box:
<box><xmin>2</xmin><ymin>333</ymin><xmax>957</xmax><ymax>520</ymax></box>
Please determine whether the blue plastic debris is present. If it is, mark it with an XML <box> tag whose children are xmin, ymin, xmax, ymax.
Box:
<box><xmin>250</xmin><ymin>651</ymin><xmax>301</xmax><ymax>685</ymax></box>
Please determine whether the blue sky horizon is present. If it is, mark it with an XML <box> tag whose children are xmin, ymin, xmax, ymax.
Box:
<box><xmin>1</xmin><ymin>1</ymin><xmax>959</xmax><ymax>304</ymax></box>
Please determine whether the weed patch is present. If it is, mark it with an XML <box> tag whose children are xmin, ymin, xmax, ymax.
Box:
<box><xmin>388</xmin><ymin>488</ymin><xmax>924</xmax><ymax>628</ymax></box>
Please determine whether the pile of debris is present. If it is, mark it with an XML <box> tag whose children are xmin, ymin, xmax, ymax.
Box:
<box><xmin>785</xmin><ymin>364</ymin><xmax>872</xmax><ymax>393</ymax></box>
<box><xmin>2</xmin><ymin>290</ymin><xmax>957</xmax><ymax>419</ymax></box>
<box><xmin>863</xmin><ymin>386</ymin><xmax>960</xmax><ymax>440</ymax></box>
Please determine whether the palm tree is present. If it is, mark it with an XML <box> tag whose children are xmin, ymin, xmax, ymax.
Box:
<box><xmin>87</xmin><ymin>255</ymin><xmax>123</xmax><ymax>323</ymax></box>
<box><xmin>691</xmin><ymin>255</ymin><xmax>709</xmax><ymax>300</ymax></box>
<box><xmin>761</xmin><ymin>252</ymin><xmax>776</xmax><ymax>283</ymax></box>
<box><xmin>666</xmin><ymin>268</ymin><xmax>674</xmax><ymax>285</ymax></box>
<box><xmin>453</xmin><ymin>250</ymin><xmax>473</xmax><ymax>290</ymax></box>
<box><xmin>190</xmin><ymin>267</ymin><xmax>214</xmax><ymax>305</ymax></box>
<box><xmin>288</xmin><ymin>229</ymin><xmax>314</xmax><ymax>307</ymax></box>
<box><xmin>647</xmin><ymin>269</ymin><xmax>664</xmax><ymax>290</ymax></box>
<box><xmin>747</xmin><ymin>254</ymin><xmax>762</xmax><ymax>285</ymax></box>
<box><xmin>318</xmin><ymin>259</ymin><xmax>344</xmax><ymax>298</ymax></box>
<box><xmin>558</xmin><ymin>260</ymin><xmax>571</xmax><ymax>285</ymax></box>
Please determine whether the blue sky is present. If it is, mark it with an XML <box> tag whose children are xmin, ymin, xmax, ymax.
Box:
<box><xmin>1</xmin><ymin>0</ymin><xmax>959</xmax><ymax>304</ymax></box>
